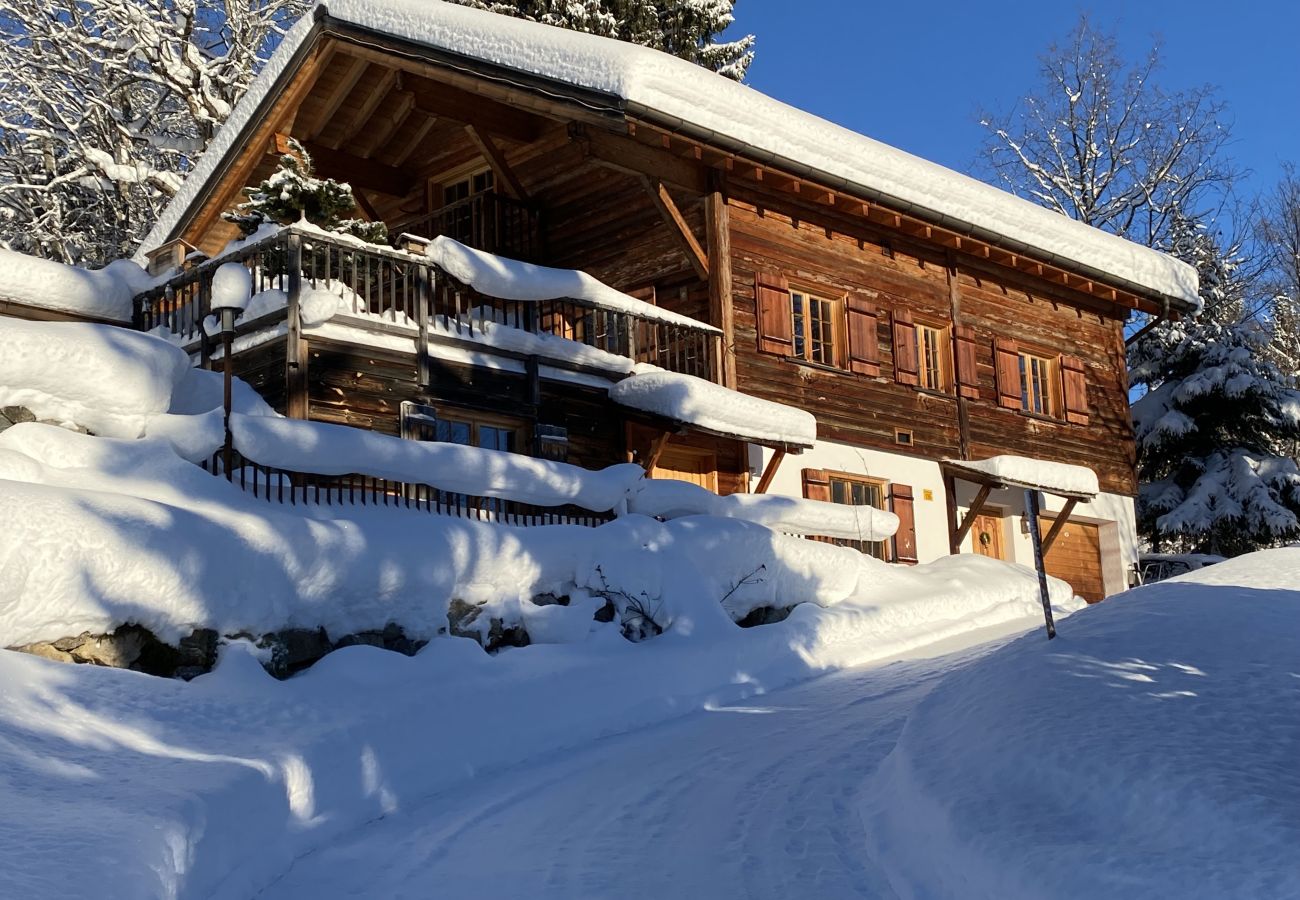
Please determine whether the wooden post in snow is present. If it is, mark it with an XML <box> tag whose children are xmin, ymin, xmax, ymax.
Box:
<box><xmin>1024</xmin><ymin>489</ymin><xmax>1057</xmax><ymax>640</ymax></box>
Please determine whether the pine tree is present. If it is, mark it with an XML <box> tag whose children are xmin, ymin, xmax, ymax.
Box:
<box><xmin>1129</xmin><ymin>216</ymin><xmax>1300</xmax><ymax>556</ymax></box>
<box><xmin>446</xmin><ymin>0</ymin><xmax>755</xmax><ymax>80</ymax></box>
<box><xmin>223</xmin><ymin>140</ymin><xmax>388</xmax><ymax>244</ymax></box>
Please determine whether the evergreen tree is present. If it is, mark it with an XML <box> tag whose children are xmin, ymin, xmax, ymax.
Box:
<box><xmin>223</xmin><ymin>140</ymin><xmax>388</xmax><ymax>244</ymax></box>
<box><xmin>446</xmin><ymin>0</ymin><xmax>754</xmax><ymax>80</ymax></box>
<box><xmin>1129</xmin><ymin>216</ymin><xmax>1300</xmax><ymax>556</ymax></box>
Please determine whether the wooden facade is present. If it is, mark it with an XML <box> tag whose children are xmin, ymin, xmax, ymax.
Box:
<box><xmin>129</xmin><ymin>17</ymin><xmax>1196</xmax><ymax>583</ymax></box>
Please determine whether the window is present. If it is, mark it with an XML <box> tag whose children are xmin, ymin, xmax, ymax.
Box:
<box><xmin>401</xmin><ymin>402</ymin><xmax>522</xmax><ymax>452</ymax></box>
<box><xmin>1019</xmin><ymin>352</ymin><xmax>1058</xmax><ymax>416</ymax></box>
<box><xmin>829</xmin><ymin>474</ymin><xmax>889</xmax><ymax>560</ymax></box>
<box><xmin>442</xmin><ymin>169</ymin><xmax>495</xmax><ymax>205</ymax></box>
<box><xmin>916</xmin><ymin>323</ymin><xmax>951</xmax><ymax>392</ymax></box>
<box><xmin>790</xmin><ymin>289</ymin><xmax>840</xmax><ymax>366</ymax></box>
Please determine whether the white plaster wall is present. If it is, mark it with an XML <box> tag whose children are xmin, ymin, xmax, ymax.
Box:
<box><xmin>749</xmin><ymin>440</ymin><xmax>1140</xmax><ymax>597</ymax></box>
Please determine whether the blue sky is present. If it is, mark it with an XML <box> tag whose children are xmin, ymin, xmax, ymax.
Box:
<box><xmin>728</xmin><ymin>1</ymin><xmax>1298</xmax><ymax>202</ymax></box>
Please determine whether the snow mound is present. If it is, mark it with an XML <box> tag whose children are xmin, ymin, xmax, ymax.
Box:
<box><xmin>612</xmin><ymin>369</ymin><xmax>818</xmax><ymax>447</ymax></box>
<box><xmin>0</xmin><ymin>318</ymin><xmax>191</xmax><ymax>437</ymax></box>
<box><xmin>425</xmin><ymin>236</ymin><xmax>716</xmax><ymax>332</ymax></box>
<box><xmin>944</xmin><ymin>454</ymin><xmax>1100</xmax><ymax>496</ymax></box>
<box><xmin>862</xmin><ymin>548</ymin><xmax>1300</xmax><ymax>899</ymax></box>
<box><xmin>630</xmin><ymin>477</ymin><xmax>896</xmax><ymax>541</ymax></box>
<box><xmin>0</xmin><ymin>246</ymin><xmax>150</xmax><ymax>322</ymax></box>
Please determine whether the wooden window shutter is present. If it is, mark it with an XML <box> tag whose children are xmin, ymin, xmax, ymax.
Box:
<box><xmin>892</xmin><ymin>310</ymin><xmax>920</xmax><ymax>386</ymax></box>
<box><xmin>889</xmin><ymin>483</ymin><xmax>919</xmax><ymax>565</ymax></box>
<box><xmin>993</xmin><ymin>338</ymin><xmax>1022</xmax><ymax>409</ymax></box>
<box><xmin>801</xmin><ymin>468</ymin><xmax>831</xmax><ymax>503</ymax></box>
<box><xmin>1061</xmin><ymin>355</ymin><xmax>1090</xmax><ymax>425</ymax></box>
<box><xmin>954</xmin><ymin>325</ymin><xmax>980</xmax><ymax>400</ymax></box>
<box><xmin>755</xmin><ymin>271</ymin><xmax>792</xmax><ymax>356</ymax></box>
<box><xmin>845</xmin><ymin>295</ymin><xmax>881</xmax><ymax>376</ymax></box>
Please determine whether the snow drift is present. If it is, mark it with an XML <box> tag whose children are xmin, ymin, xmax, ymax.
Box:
<box><xmin>862</xmin><ymin>549</ymin><xmax>1300</xmax><ymax>899</ymax></box>
<box><xmin>0</xmin><ymin>246</ymin><xmax>151</xmax><ymax>321</ymax></box>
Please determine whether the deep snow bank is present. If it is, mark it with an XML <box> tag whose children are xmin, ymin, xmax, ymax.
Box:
<box><xmin>0</xmin><ymin>318</ymin><xmax>191</xmax><ymax>437</ymax></box>
<box><xmin>862</xmin><ymin>549</ymin><xmax>1300</xmax><ymax>900</ymax></box>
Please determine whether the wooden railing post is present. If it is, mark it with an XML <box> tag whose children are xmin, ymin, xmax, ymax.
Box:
<box><xmin>285</xmin><ymin>231</ymin><xmax>309</xmax><ymax>420</ymax></box>
<box><xmin>416</xmin><ymin>262</ymin><xmax>432</xmax><ymax>387</ymax></box>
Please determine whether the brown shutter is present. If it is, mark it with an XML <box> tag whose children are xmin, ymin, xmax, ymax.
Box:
<box><xmin>845</xmin><ymin>296</ymin><xmax>881</xmax><ymax>376</ymax></box>
<box><xmin>993</xmin><ymin>338</ymin><xmax>1022</xmax><ymax>409</ymax></box>
<box><xmin>892</xmin><ymin>310</ymin><xmax>920</xmax><ymax>386</ymax></box>
<box><xmin>954</xmin><ymin>324</ymin><xmax>980</xmax><ymax>400</ymax></box>
<box><xmin>755</xmin><ymin>271</ymin><xmax>792</xmax><ymax>356</ymax></box>
<box><xmin>1061</xmin><ymin>355</ymin><xmax>1090</xmax><ymax>425</ymax></box>
<box><xmin>801</xmin><ymin>468</ymin><xmax>831</xmax><ymax>502</ymax></box>
<box><xmin>889</xmin><ymin>483</ymin><xmax>919</xmax><ymax>564</ymax></box>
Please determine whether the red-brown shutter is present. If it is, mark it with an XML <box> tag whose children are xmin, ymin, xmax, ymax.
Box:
<box><xmin>845</xmin><ymin>295</ymin><xmax>881</xmax><ymax>376</ymax></box>
<box><xmin>1061</xmin><ymin>355</ymin><xmax>1090</xmax><ymax>425</ymax></box>
<box><xmin>993</xmin><ymin>338</ymin><xmax>1022</xmax><ymax>409</ymax></box>
<box><xmin>801</xmin><ymin>468</ymin><xmax>831</xmax><ymax>502</ymax></box>
<box><xmin>755</xmin><ymin>271</ymin><xmax>792</xmax><ymax>356</ymax></box>
<box><xmin>954</xmin><ymin>324</ymin><xmax>980</xmax><ymax>400</ymax></box>
<box><xmin>892</xmin><ymin>310</ymin><xmax>920</xmax><ymax>386</ymax></box>
<box><xmin>889</xmin><ymin>483</ymin><xmax>919</xmax><ymax>564</ymax></box>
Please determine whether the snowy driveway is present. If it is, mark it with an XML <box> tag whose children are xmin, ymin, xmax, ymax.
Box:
<box><xmin>262</xmin><ymin>634</ymin><xmax>1012</xmax><ymax>899</ymax></box>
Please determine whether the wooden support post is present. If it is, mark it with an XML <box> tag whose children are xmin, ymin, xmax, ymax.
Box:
<box><xmin>642</xmin><ymin>176</ymin><xmax>710</xmax><ymax>281</ymax></box>
<box><xmin>952</xmin><ymin>483</ymin><xmax>993</xmax><ymax>552</ymax></box>
<box><xmin>1040</xmin><ymin>497</ymin><xmax>1079</xmax><ymax>555</ymax></box>
<box><xmin>706</xmin><ymin>178</ymin><xmax>735</xmax><ymax>388</ymax></box>
<box><xmin>946</xmin><ymin>252</ymin><xmax>971</xmax><ymax>459</ymax></box>
<box><xmin>285</xmin><ymin>231</ymin><xmax>309</xmax><ymax>420</ymax></box>
<box><xmin>416</xmin><ymin>262</ymin><xmax>432</xmax><ymax>388</ymax></box>
<box><xmin>465</xmin><ymin>124</ymin><xmax>528</xmax><ymax>201</ymax></box>
<box><xmin>1025</xmin><ymin>489</ymin><xmax>1058</xmax><ymax>640</ymax></box>
<box><xmin>525</xmin><ymin>355</ymin><xmax>541</xmax><ymax>412</ymax></box>
<box><xmin>754</xmin><ymin>448</ymin><xmax>786</xmax><ymax>494</ymax></box>
<box><xmin>944</xmin><ymin>473</ymin><xmax>961</xmax><ymax>554</ymax></box>
<box><xmin>643</xmin><ymin>431</ymin><xmax>672</xmax><ymax>473</ymax></box>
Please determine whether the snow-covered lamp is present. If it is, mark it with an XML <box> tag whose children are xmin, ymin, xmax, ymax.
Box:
<box><xmin>210</xmin><ymin>262</ymin><xmax>252</xmax><ymax>336</ymax></box>
<box><xmin>210</xmin><ymin>262</ymin><xmax>252</xmax><ymax>480</ymax></box>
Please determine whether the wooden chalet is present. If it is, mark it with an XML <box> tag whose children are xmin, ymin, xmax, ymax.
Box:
<box><xmin>125</xmin><ymin>0</ymin><xmax>1199</xmax><ymax>601</ymax></box>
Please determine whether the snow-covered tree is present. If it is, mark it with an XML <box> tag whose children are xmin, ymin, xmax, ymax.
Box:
<box><xmin>446</xmin><ymin>0</ymin><xmax>755</xmax><ymax>80</ymax></box>
<box><xmin>1130</xmin><ymin>217</ymin><xmax>1300</xmax><ymax>556</ymax></box>
<box><xmin>977</xmin><ymin>17</ymin><xmax>1238</xmax><ymax>250</ymax></box>
<box><xmin>0</xmin><ymin>0</ymin><xmax>310</xmax><ymax>266</ymax></box>
<box><xmin>224</xmin><ymin>139</ymin><xmax>388</xmax><ymax>244</ymax></box>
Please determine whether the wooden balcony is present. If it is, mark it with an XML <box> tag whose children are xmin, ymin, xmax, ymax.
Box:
<box><xmin>132</xmin><ymin>225</ymin><xmax>719</xmax><ymax>384</ymax></box>
<box><xmin>396</xmin><ymin>192</ymin><xmax>541</xmax><ymax>262</ymax></box>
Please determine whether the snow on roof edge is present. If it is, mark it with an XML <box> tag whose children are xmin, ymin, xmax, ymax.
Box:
<box><xmin>143</xmin><ymin>0</ymin><xmax>1199</xmax><ymax>312</ymax></box>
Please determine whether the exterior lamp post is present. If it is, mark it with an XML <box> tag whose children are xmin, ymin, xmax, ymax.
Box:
<box><xmin>210</xmin><ymin>263</ymin><xmax>252</xmax><ymax>480</ymax></box>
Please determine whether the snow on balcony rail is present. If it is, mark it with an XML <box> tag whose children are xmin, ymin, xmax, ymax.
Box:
<box><xmin>423</xmin><ymin>236</ymin><xmax>720</xmax><ymax>333</ymax></box>
<box><xmin>0</xmin><ymin>245</ymin><xmax>154</xmax><ymax>323</ymax></box>
<box><xmin>942</xmin><ymin>455</ymin><xmax>1100</xmax><ymax>498</ymax></box>
<box><xmin>610</xmin><ymin>369</ymin><xmax>818</xmax><ymax>449</ymax></box>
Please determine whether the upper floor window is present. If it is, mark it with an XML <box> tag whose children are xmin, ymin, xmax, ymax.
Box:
<box><xmin>1018</xmin><ymin>351</ymin><xmax>1058</xmax><ymax>417</ymax></box>
<box><xmin>443</xmin><ymin>169</ymin><xmax>495</xmax><ymax>206</ymax></box>
<box><xmin>916</xmin><ymin>323</ymin><xmax>952</xmax><ymax>392</ymax></box>
<box><xmin>790</xmin><ymin>289</ymin><xmax>841</xmax><ymax>366</ymax></box>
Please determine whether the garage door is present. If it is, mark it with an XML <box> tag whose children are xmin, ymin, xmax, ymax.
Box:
<box><xmin>1040</xmin><ymin>518</ymin><xmax>1105</xmax><ymax>603</ymax></box>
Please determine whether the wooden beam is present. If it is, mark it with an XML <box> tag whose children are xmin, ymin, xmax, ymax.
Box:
<box><xmin>643</xmin><ymin>177</ymin><xmax>710</xmax><ymax>281</ymax></box>
<box><xmin>465</xmin><ymin>123</ymin><xmax>529</xmax><ymax>201</ymax></box>
<box><xmin>403</xmin><ymin>73</ymin><xmax>545</xmax><ymax>143</ymax></box>
<box><xmin>355</xmin><ymin>90</ymin><xmax>416</xmax><ymax>160</ymax></box>
<box><xmin>952</xmin><ymin>483</ymin><xmax>993</xmax><ymax>552</ymax></box>
<box><xmin>1040</xmin><ymin>498</ymin><xmax>1079</xmax><ymax>555</ymax></box>
<box><xmin>643</xmin><ymin>431</ymin><xmax>672</xmax><ymax>473</ymax></box>
<box><xmin>754</xmin><ymin>448</ymin><xmax>786</xmax><ymax>494</ymax></box>
<box><xmin>582</xmin><ymin>128</ymin><xmax>707</xmax><ymax>194</ymax></box>
<box><xmin>303</xmin><ymin>53</ymin><xmax>367</xmax><ymax>140</ymax></box>
<box><xmin>290</xmin><ymin>138</ymin><xmax>414</xmax><ymax>197</ymax></box>
<box><xmin>382</xmin><ymin>112</ymin><xmax>436</xmax><ymax>168</ymax></box>
<box><xmin>706</xmin><ymin>179</ymin><xmax>735</xmax><ymax>387</ymax></box>
<box><xmin>325</xmin><ymin>65</ymin><xmax>397</xmax><ymax>150</ymax></box>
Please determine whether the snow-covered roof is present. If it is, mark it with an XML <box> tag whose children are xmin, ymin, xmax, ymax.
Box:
<box><xmin>943</xmin><ymin>455</ymin><xmax>1100</xmax><ymax>498</ymax></box>
<box><xmin>140</xmin><ymin>0</ymin><xmax>1199</xmax><ymax>310</ymax></box>
<box><xmin>611</xmin><ymin>369</ymin><xmax>817</xmax><ymax>449</ymax></box>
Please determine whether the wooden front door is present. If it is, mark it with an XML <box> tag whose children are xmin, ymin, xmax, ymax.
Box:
<box><xmin>653</xmin><ymin>446</ymin><xmax>719</xmax><ymax>492</ymax></box>
<box><xmin>1041</xmin><ymin>518</ymin><xmax>1105</xmax><ymax>603</ymax></box>
<box><xmin>971</xmin><ymin>513</ymin><xmax>1006</xmax><ymax>560</ymax></box>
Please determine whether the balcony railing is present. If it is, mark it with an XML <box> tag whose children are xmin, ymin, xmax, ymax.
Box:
<box><xmin>398</xmin><ymin>192</ymin><xmax>541</xmax><ymax>262</ymax></box>
<box><xmin>132</xmin><ymin>225</ymin><xmax>719</xmax><ymax>381</ymax></box>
